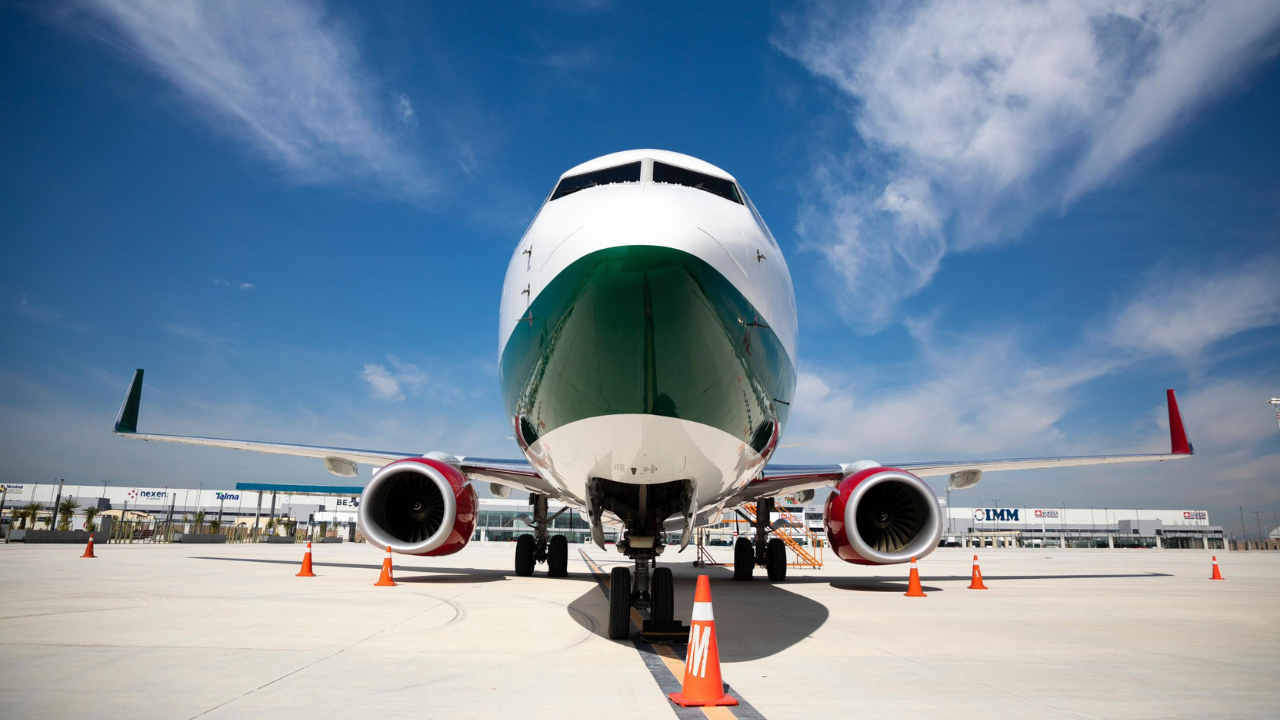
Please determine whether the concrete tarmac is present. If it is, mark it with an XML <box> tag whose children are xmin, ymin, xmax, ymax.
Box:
<box><xmin>0</xmin><ymin>540</ymin><xmax>1276</xmax><ymax>719</ymax></box>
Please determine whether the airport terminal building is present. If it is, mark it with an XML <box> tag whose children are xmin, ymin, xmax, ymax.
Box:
<box><xmin>0</xmin><ymin>481</ymin><xmax>1227</xmax><ymax>550</ymax></box>
<box><xmin>936</xmin><ymin>506</ymin><xmax>1225</xmax><ymax>549</ymax></box>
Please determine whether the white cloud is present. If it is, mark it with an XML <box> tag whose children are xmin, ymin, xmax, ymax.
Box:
<box><xmin>395</xmin><ymin>92</ymin><xmax>417</xmax><ymax>128</ymax></box>
<box><xmin>161</xmin><ymin>322</ymin><xmax>233</xmax><ymax>349</ymax></box>
<box><xmin>783</xmin><ymin>330</ymin><xmax>1118</xmax><ymax>462</ymax></box>
<box><xmin>74</xmin><ymin>0</ymin><xmax>433</xmax><ymax>196</ymax></box>
<box><xmin>1108</xmin><ymin>258</ymin><xmax>1280</xmax><ymax>361</ymax></box>
<box><xmin>777</xmin><ymin>0</ymin><xmax>1280</xmax><ymax>329</ymax></box>
<box><xmin>361</xmin><ymin>356</ymin><xmax>428</xmax><ymax>402</ymax></box>
<box><xmin>18</xmin><ymin>294</ymin><xmax>63</xmax><ymax>324</ymax></box>
<box><xmin>238</xmin><ymin>282</ymin><xmax>254</xmax><ymax>291</ymax></box>
<box><xmin>782</xmin><ymin>256</ymin><xmax>1279</xmax><ymax>464</ymax></box>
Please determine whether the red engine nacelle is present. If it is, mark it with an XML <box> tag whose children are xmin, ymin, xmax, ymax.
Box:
<box><xmin>358</xmin><ymin>457</ymin><xmax>477</xmax><ymax>556</ymax></box>
<box><xmin>824</xmin><ymin>467</ymin><xmax>943</xmax><ymax>565</ymax></box>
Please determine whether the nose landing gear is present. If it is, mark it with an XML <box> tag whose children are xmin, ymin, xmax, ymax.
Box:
<box><xmin>606</xmin><ymin>541</ymin><xmax>679</xmax><ymax>641</ymax></box>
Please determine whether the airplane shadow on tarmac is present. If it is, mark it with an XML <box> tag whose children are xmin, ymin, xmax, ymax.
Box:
<box><xmin>191</xmin><ymin>556</ymin><xmax>513</xmax><ymax>583</ymax></box>
<box><xmin>567</xmin><ymin>558</ymin><xmax>831</xmax><ymax>662</ymax></box>
<box><xmin>194</xmin><ymin>556</ymin><xmax>1171</xmax><ymax>658</ymax></box>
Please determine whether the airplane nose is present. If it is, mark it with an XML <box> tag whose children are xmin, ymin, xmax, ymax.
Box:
<box><xmin>500</xmin><ymin>244</ymin><xmax>790</xmax><ymax>451</ymax></box>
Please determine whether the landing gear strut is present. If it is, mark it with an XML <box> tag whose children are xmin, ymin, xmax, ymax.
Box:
<box><xmin>608</xmin><ymin>533</ymin><xmax>668</xmax><ymax>639</ymax></box>
<box><xmin>514</xmin><ymin>493</ymin><xmax>568</xmax><ymax>577</ymax></box>
<box><xmin>588</xmin><ymin>479</ymin><xmax>690</xmax><ymax>640</ymax></box>
<box><xmin>733</xmin><ymin>497</ymin><xmax>788</xmax><ymax>582</ymax></box>
<box><xmin>607</xmin><ymin>542</ymin><xmax>678</xmax><ymax>640</ymax></box>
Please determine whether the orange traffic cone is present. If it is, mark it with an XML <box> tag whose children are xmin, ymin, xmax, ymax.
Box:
<box><xmin>374</xmin><ymin>545</ymin><xmax>396</xmax><ymax>586</ymax></box>
<box><xmin>81</xmin><ymin>534</ymin><xmax>96</xmax><ymax>559</ymax></box>
<box><xmin>668</xmin><ymin>575</ymin><xmax>738</xmax><ymax>708</ymax></box>
<box><xmin>968</xmin><ymin>554</ymin><xmax>987</xmax><ymax>590</ymax></box>
<box><xmin>296</xmin><ymin>541</ymin><xmax>316</xmax><ymax>577</ymax></box>
<box><xmin>1210</xmin><ymin>555</ymin><xmax>1223</xmax><ymax>580</ymax></box>
<box><xmin>904</xmin><ymin>556</ymin><xmax>926</xmax><ymax>597</ymax></box>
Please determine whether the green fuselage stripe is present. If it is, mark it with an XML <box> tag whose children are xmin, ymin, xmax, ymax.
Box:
<box><xmin>499</xmin><ymin>246</ymin><xmax>795</xmax><ymax>448</ymax></box>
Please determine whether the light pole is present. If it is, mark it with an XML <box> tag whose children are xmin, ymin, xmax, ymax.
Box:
<box><xmin>1240</xmin><ymin>506</ymin><xmax>1248</xmax><ymax>545</ymax></box>
<box><xmin>1253</xmin><ymin>511</ymin><xmax>1265</xmax><ymax>545</ymax></box>
<box><xmin>1269</xmin><ymin>398</ymin><xmax>1280</xmax><ymax>434</ymax></box>
<box><xmin>50</xmin><ymin>479</ymin><xmax>64</xmax><ymax>532</ymax></box>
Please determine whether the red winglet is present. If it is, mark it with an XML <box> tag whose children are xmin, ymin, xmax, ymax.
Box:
<box><xmin>1167</xmin><ymin>389</ymin><xmax>1192</xmax><ymax>455</ymax></box>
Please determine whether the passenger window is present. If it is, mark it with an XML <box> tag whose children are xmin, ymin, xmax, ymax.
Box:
<box><xmin>550</xmin><ymin>162</ymin><xmax>642</xmax><ymax>200</ymax></box>
<box><xmin>652</xmin><ymin>162</ymin><xmax>743</xmax><ymax>204</ymax></box>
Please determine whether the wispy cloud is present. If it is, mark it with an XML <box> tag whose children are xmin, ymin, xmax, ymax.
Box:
<box><xmin>395</xmin><ymin>93</ymin><xmax>418</xmax><ymax>128</ymax></box>
<box><xmin>14</xmin><ymin>294</ymin><xmax>88</xmax><ymax>332</ymax></box>
<box><xmin>212</xmin><ymin>279</ymin><xmax>255</xmax><ymax>290</ymax></box>
<box><xmin>784</xmin><ymin>255</ymin><xmax>1279</xmax><ymax>463</ymax></box>
<box><xmin>73</xmin><ymin>0</ymin><xmax>433</xmax><ymax>197</ymax></box>
<box><xmin>18</xmin><ymin>294</ymin><xmax>64</xmax><ymax>324</ymax></box>
<box><xmin>1107</xmin><ymin>257</ymin><xmax>1280</xmax><ymax>362</ymax></box>
<box><xmin>162</xmin><ymin>322</ymin><xmax>233</xmax><ymax>350</ymax></box>
<box><xmin>361</xmin><ymin>356</ymin><xmax>428</xmax><ymax>402</ymax></box>
<box><xmin>776</xmin><ymin>0</ymin><xmax>1280</xmax><ymax>329</ymax></box>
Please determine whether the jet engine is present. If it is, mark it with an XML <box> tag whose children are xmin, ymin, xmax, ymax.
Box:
<box><xmin>358</xmin><ymin>458</ymin><xmax>477</xmax><ymax>556</ymax></box>
<box><xmin>824</xmin><ymin>467</ymin><xmax>943</xmax><ymax>565</ymax></box>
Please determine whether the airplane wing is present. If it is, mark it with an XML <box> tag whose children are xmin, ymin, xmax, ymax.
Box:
<box><xmin>112</xmin><ymin>369</ymin><xmax>557</xmax><ymax>495</ymax></box>
<box><xmin>735</xmin><ymin>389</ymin><xmax>1193</xmax><ymax>503</ymax></box>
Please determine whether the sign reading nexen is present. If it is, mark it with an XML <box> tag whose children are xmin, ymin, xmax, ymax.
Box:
<box><xmin>973</xmin><ymin>508</ymin><xmax>1019</xmax><ymax>522</ymax></box>
<box><xmin>127</xmin><ymin>489</ymin><xmax>169</xmax><ymax>501</ymax></box>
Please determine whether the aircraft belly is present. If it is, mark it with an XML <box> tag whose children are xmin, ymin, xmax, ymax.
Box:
<box><xmin>526</xmin><ymin>414</ymin><xmax>763</xmax><ymax>515</ymax></box>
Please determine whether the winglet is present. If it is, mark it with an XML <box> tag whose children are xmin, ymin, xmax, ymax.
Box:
<box><xmin>1167</xmin><ymin>389</ymin><xmax>1192</xmax><ymax>455</ymax></box>
<box><xmin>114</xmin><ymin>369</ymin><xmax>144</xmax><ymax>434</ymax></box>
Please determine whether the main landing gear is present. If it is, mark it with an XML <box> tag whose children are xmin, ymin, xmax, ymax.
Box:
<box><xmin>514</xmin><ymin>493</ymin><xmax>569</xmax><ymax>578</ymax></box>
<box><xmin>733</xmin><ymin>497</ymin><xmax>788</xmax><ymax>582</ymax></box>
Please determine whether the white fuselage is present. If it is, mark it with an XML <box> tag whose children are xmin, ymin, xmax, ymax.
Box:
<box><xmin>497</xmin><ymin>150</ymin><xmax>797</xmax><ymax>527</ymax></box>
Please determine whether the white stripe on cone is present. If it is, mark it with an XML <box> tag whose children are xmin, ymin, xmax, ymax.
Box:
<box><xmin>691</xmin><ymin>602</ymin><xmax>714</xmax><ymax>622</ymax></box>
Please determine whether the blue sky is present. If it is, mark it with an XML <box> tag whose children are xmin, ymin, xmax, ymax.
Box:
<box><xmin>2</xmin><ymin>1</ymin><xmax>1278</xmax><ymax>535</ymax></box>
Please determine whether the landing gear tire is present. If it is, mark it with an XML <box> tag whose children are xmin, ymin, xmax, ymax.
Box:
<box><xmin>733</xmin><ymin>537</ymin><xmax>754</xmax><ymax>581</ymax></box>
<box><xmin>766</xmin><ymin>537</ymin><xmax>787</xmax><ymax>581</ymax></box>
<box><xmin>515</xmin><ymin>534</ymin><xmax>535</xmax><ymax>577</ymax></box>
<box><xmin>650</xmin><ymin>567</ymin><xmax>674</xmax><ymax>627</ymax></box>
<box><xmin>608</xmin><ymin>566</ymin><xmax>632</xmax><ymax>640</ymax></box>
<box><xmin>547</xmin><ymin>535</ymin><xmax>568</xmax><ymax>577</ymax></box>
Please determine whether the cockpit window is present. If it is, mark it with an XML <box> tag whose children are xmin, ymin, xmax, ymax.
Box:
<box><xmin>652</xmin><ymin>161</ymin><xmax>742</xmax><ymax>204</ymax></box>
<box><xmin>743</xmin><ymin>191</ymin><xmax>779</xmax><ymax>249</ymax></box>
<box><xmin>550</xmin><ymin>162</ymin><xmax>642</xmax><ymax>200</ymax></box>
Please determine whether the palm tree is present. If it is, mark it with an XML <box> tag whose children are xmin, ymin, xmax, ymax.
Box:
<box><xmin>57</xmin><ymin>497</ymin><xmax>80</xmax><ymax>531</ymax></box>
<box><xmin>192</xmin><ymin>510</ymin><xmax>206</xmax><ymax>535</ymax></box>
<box><xmin>12</xmin><ymin>508</ymin><xmax>29</xmax><ymax>530</ymax></box>
<box><xmin>83</xmin><ymin>506</ymin><xmax>100</xmax><ymax>532</ymax></box>
<box><xmin>209</xmin><ymin>519</ymin><xmax>221</xmax><ymax>533</ymax></box>
<box><xmin>22</xmin><ymin>501</ymin><xmax>44</xmax><ymax>530</ymax></box>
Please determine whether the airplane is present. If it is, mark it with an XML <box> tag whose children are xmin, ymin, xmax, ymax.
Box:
<box><xmin>113</xmin><ymin>149</ymin><xmax>1194</xmax><ymax>640</ymax></box>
